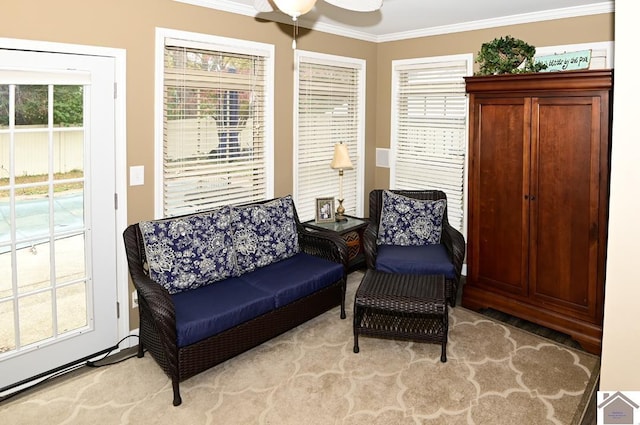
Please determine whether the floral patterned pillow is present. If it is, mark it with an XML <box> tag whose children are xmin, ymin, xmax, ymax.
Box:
<box><xmin>139</xmin><ymin>206</ymin><xmax>237</xmax><ymax>294</ymax></box>
<box><xmin>231</xmin><ymin>196</ymin><xmax>300</xmax><ymax>274</ymax></box>
<box><xmin>376</xmin><ymin>190</ymin><xmax>446</xmax><ymax>246</ymax></box>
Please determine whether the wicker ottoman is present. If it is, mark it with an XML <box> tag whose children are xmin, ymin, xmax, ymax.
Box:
<box><xmin>353</xmin><ymin>270</ymin><xmax>448</xmax><ymax>362</ymax></box>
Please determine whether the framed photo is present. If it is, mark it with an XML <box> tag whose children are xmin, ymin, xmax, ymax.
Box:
<box><xmin>315</xmin><ymin>197</ymin><xmax>335</xmax><ymax>223</ymax></box>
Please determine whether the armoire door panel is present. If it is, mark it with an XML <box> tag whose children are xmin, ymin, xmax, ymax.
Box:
<box><xmin>529</xmin><ymin>97</ymin><xmax>601</xmax><ymax>319</ymax></box>
<box><xmin>470</xmin><ymin>99</ymin><xmax>529</xmax><ymax>295</ymax></box>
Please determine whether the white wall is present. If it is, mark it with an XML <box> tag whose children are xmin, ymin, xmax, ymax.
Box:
<box><xmin>600</xmin><ymin>3</ymin><xmax>640</xmax><ymax>390</ymax></box>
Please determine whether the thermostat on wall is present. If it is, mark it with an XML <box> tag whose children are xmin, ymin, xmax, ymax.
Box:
<box><xmin>376</xmin><ymin>148</ymin><xmax>390</xmax><ymax>168</ymax></box>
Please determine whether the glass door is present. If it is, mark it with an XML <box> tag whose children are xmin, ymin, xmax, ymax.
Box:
<box><xmin>0</xmin><ymin>49</ymin><xmax>118</xmax><ymax>390</ymax></box>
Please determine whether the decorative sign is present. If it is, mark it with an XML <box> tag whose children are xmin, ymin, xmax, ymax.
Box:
<box><xmin>534</xmin><ymin>50</ymin><xmax>592</xmax><ymax>72</ymax></box>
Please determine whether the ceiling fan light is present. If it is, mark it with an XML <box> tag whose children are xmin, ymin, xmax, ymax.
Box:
<box><xmin>273</xmin><ymin>0</ymin><xmax>317</xmax><ymax>19</ymax></box>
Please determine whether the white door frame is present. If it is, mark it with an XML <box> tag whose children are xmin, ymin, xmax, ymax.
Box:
<box><xmin>0</xmin><ymin>37</ymin><xmax>130</xmax><ymax>350</ymax></box>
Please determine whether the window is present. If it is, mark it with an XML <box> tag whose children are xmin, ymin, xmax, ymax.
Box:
<box><xmin>390</xmin><ymin>54</ymin><xmax>472</xmax><ymax>233</ymax></box>
<box><xmin>156</xmin><ymin>28</ymin><xmax>274</xmax><ymax>217</ymax></box>
<box><xmin>294</xmin><ymin>50</ymin><xmax>365</xmax><ymax>221</ymax></box>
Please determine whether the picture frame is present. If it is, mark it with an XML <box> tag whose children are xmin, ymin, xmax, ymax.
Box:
<box><xmin>315</xmin><ymin>197</ymin><xmax>335</xmax><ymax>223</ymax></box>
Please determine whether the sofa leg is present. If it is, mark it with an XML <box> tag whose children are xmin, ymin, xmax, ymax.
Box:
<box><xmin>137</xmin><ymin>343</ymin><xmax>144</xmax><ymax>358</ymax></box>
<box><xmin>172</xmin><ymin>381</ymin><xmax>182</xmax><ymax>406</ymax></box>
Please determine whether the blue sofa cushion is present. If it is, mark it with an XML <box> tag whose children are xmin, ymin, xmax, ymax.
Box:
<box><xmin>240</xmin><ymin>253</ymin><xmax>343</xmax><ymax>308</ymax></box>
<box><xmin>139</xmin><ymin>206</ymin><xmax>237</xmax><ymax>294</ymax></box>
<box><xmin>231</xmin><ymin>196</ymin><xmax>300</xmax><ymax>274</ymax></box>
<box><xmin>375</xmin><ymin>244</ymin><xmax>456</xmax><ymax>279</ymax></box>
<box><xmin>172</xmin><ymin>277</ymin><xmax>275</xmax><ymax>348</ymax></box>
<box><xmin>377</xmin><ymin>190</ymin><xmax>446</xmax><ymax>246</ymax></box>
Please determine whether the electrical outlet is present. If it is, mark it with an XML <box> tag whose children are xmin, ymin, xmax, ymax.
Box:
<box><xmin>132</xmin><ymin>290</ymin><xmax>138</xmax><ymax>308</ymax></box>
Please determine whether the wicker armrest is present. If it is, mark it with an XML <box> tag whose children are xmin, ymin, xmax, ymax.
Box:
<box><xmin>440</xmin><ymin>223</ymin><xmax>466</xmax><ymax>281</ymax></box>
<box><xmin>362</xmin><ymin>222</ymin><xmax>378</xmax><ymax>270</ymax></box>
<box><xmin>123</xmin><ymin>225</ymin><xmax>178</xmax><ymax>352</ymax></box>
<box><xmin>297</xmin><ymin>226</ymin><xmax>349</xmax><ymax>272</ymax></box>
<box><xmin>132</xmin><ymin>273</ymin><xmax>177</xmax><ymax>336</ymax></box>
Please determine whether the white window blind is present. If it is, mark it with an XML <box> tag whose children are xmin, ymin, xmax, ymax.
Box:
<box><xmin>391</xmin><ymin>55</ymin><xmax>472</xmax><ymax>233</ymax></box>
<box><xmin>294</xmin><ymin>51</ymin><xmax>364</xmax><ymax>221</ymax></box>
<box><xmin>160</xmin><ymin>34</ymin><xmax>272</xmax><ymax>217</ymax></box>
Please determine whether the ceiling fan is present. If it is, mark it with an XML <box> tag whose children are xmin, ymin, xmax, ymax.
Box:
<box><xmin>254</xmin><ymin>0</ymin><xmax>383</xmax><ymax>48</ymax></box>
<box><xmin>253</xmin><ymin>0</ymin><xmax>383</xmax><ymax>20</ymax></box>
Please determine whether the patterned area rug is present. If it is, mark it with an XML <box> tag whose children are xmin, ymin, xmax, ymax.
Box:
<box><xmin>0</xmin><ymin>272</ymin><xmax>599</xmax><ymax>424</ymax></box>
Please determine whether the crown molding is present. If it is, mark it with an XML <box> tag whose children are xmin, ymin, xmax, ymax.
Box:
<box><xmin>376</xmin><ymin>1</ymin><xmax>615</xmax><ymax>43</ymax></box>
<box><xmin>173</xmin><ymin>0</ymin><xmax>614</xmax><ymax>43</ymax></box>
<box><xmin>174</xmin><ymin>0</ymin><xmax>253</xmax><ymax>15</ymax></box>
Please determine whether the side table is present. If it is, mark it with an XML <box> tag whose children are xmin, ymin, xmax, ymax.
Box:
<box><xmin>302</xmin><ymin>215</ymin><xmax>368</xmax><ymax>272</ymax></box>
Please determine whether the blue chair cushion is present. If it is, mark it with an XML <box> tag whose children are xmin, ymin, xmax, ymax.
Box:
<box><xmin>172</xmin><ymin>277</ymin><xmax>275</xmax><ymax>348</ymax></box>
<box><xmin>375</xmin><ymin>244</ymin><xmax>456</xmax><ymax>279</ymax></box>
<box><xmin>240</xmin><ymin>253</ymin><xmax>343</xmax><ymax>308</ymax></box>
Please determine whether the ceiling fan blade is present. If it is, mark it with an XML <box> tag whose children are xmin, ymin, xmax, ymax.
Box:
<box><xmin>324</xmin><ymin>0</ymin><xmax>382</xmax><ymax>12</ymax></box>
<box><xmin>254</xmin><ymin>0</ymin><xmax>276</xmax><ymax>13</ymax></box>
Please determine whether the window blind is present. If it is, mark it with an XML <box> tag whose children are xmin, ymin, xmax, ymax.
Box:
<box><xmin>162</xmin><ymin>38</ymin><xmax>270</xmax><ymax>217</ymax></box>
<box><xmin>295</xmin><ymin>52</ymin><xmax>364</xmax><ymax>221</ymax></box>
<box><xmin>391</xmin><ymin>57</ymin><xmax>470</xmax><ymax>232</ymax></box>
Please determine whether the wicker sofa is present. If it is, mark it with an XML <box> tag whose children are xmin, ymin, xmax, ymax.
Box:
<box><xmin>123</xmin><ymin>196</ymin><xmax>348</xmax><ymax>406</ymax></box>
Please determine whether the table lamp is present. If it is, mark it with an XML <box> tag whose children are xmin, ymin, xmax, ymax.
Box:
<box><xmin>330</xmin><ymin>142</ymin><xmax>353</xmax><ymax>222</ymax></box>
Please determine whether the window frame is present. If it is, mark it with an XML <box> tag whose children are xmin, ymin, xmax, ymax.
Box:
<box><xmin>390</xmin><ymin>53</ymin><xmax>473</xmax><ymax>236</ymax></box>
<box><xmin>293</xmin><ymin>49</ymin><xmax>365</xmax><ymax>222</ymax></box>
<box><xmin>154</xmin><ymin>27</ymin><xmax>275</xmax><ymax>218</ymax></box>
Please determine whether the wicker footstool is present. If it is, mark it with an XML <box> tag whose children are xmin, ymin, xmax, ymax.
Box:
<box><xmin>353</xmin><ymin>270</ymin><xmax>448</xmax><ymax>362</ymax></box>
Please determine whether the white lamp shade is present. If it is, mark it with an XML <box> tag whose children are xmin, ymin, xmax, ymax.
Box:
<box><xmin>330</xmin><ymin>143</ymin><xmax>353</xmax><ymax>170</ymax></box>
<box><xmin>273</xmin><ymin>0</ymin><xmax>317</xmax><ymax>18</ymax></box>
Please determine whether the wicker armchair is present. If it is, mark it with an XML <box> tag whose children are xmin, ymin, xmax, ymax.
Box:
<box><xmin>363</xmin><ymin>189</ymin><xmax>466</xmax><ymax>306</ymax></box>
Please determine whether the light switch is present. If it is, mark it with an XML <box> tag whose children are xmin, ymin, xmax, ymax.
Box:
<box><xmin>130</xmin><ymin>165</ymin><xmax>144</xmax><ymax>186</ymax></box>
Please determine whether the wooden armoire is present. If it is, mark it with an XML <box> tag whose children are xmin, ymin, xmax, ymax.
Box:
<box><xmin>462</xmin><ymin>69</ymin><xmax>613</xmax><ymax>354</ymax></box>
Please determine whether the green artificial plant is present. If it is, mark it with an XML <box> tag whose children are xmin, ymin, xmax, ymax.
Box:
<box><xmin>475</xmin><ymin>35</ymin><xmax>547</xmax><ymax>75</ymax></box>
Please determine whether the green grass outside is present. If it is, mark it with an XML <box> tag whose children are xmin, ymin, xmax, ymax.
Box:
<box><xmin>0</xmin><ymin>170</ymin><xmax>83</xmax><ymax>197</ymax></box>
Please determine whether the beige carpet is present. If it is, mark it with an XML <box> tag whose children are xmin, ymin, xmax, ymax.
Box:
<box><xmin>0</xmin><ymin>272</ymin><xmax>599</xmax><ymax>425</ymax></box>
